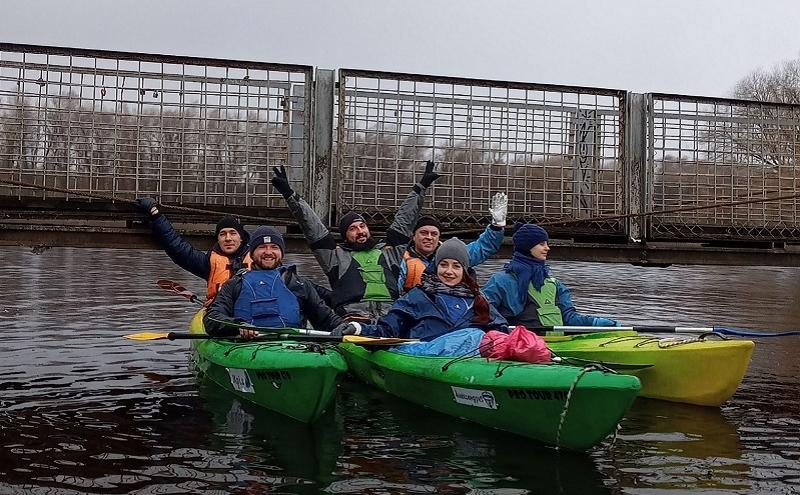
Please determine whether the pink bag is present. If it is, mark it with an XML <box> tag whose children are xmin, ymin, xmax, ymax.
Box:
<box><xmin>480</xmin><ymin>325</ymin><xmax>552</xmax><ymax>363</ymax></box>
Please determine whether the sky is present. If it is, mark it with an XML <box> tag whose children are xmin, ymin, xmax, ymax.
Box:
<box><xmin>2</xmin><ymin>0</ymin><xmax>800</xmax><ymax>98</ymax></box>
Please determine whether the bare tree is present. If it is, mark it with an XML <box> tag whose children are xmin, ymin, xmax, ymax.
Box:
<box><xmin>703</xmin><ymin>57</ymin><xmax>800</xmax><ymax>171</ymax></box>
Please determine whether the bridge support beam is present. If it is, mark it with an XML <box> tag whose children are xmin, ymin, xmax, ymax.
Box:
<box><xmin>311</xmin><ymin>68</ymin><xmax>335</xmax><ymax>225</ymax></box>
<box><xmin>624</xmin><ymin>92</ymin><xmax>647</xmax><ymax>242</ymax></box>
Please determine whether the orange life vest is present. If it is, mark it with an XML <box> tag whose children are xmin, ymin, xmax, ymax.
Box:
<box><xmin>205</xmin><ymin>251</ymin><xmax>252</xmax><ymax>304</ymax></box>
<box><xmin>402</xmin><ymin>250</ymin><xmax>429</xmax><ymax>292</ymax></box>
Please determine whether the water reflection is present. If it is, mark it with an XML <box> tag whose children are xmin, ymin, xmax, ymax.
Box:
<box><xmin>196</xmin><ymin>381</ymin><xmax>343</xmax><ymax>492</ymax></box>
<box><xmin>337</xmin><ymin>382</ymin><xmax>610</xmax><ymax>495</ymax></box>
<box><xmin>3</xmin><ymin>246</ymin><xmax>800</xmax><ymax>494</ymax></box>
<box><xmin>608</xmin><ymin>400</ymin><xmax>749</xmax><ymax>492</ymax></box>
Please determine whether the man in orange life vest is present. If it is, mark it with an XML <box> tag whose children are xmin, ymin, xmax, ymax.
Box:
<box><xmin>398</xmin><ymin>192</ymin><xmax>509</xmax><ymax>293</ymax></box>
<box><xmin>135</xmin><ymin>197</ymin><xmax>251</xmax><ymax>304</ymax></box>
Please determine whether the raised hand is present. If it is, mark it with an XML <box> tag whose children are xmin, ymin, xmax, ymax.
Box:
<box><xmin>489</xmin><ymin>192</ymin><xmax>508</xmax><ymax>227</ymax></box>
<box><xmin>135</xmin><ymin>197</ymin><xmax>160</xmax><ymax>217</ymax></box>
<box><xmin>418</xmin><ymin>160</ymin><xmax>442</xmax><ymax>188</ymax></box>
<box><xmin>271</xmin><ymin>165</ymin><xmax>294</xmax><ymax>198</ymax></box>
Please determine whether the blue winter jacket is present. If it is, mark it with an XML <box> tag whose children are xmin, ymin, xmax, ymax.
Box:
<box><xmin>481</xmin><ymin>271</ymin><xmax>617</xmax><ymax>328</ymax></box>
<box><xmin>361</xmin><ymin>286</ymin><xmax>508</xmax><ymax>341</ymax></box>
<box><xmin>398</xmin><ymin>224</ymin><xmax>504</xmax><ymax>291</ymax></box>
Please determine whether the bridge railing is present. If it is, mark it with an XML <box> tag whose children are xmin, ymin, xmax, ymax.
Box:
<box><xmin>3</xmin><ymin>43</ymin><xmax>800</xmax><ymax>243</ymax></box>
<box><xmin>646</xmin><ymin>93</ymin><xmax>800</xmax><ymax>241</ymax></box>
<box><xmin>334</xmin><ymin>69</ymin><xmax>627</xmax><ymax>236</ymax></box>
<box><xmin>0</xmin><ymin>43</ymin><xmax>312</xmax><ymax>211</ymax></box>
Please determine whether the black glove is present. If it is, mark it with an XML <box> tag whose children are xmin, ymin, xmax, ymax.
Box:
<box><xmin>135</xmin><ymin>197</ymin><xmax>160</xmax><ymax>217</ymax></box>
<box><xmin>418</xmin><ymin>160</ymin><xmax>441</xmax><ymax>188</ymax></box>
<box><xmin>331</xmin><ymin>321</ymin><xmax>361</xmax><ymax>337</ymax></box>
<box><xmin>271</xmin><ymin>165</ymin><xmax>294</xmax><ymax>199</ymax></box>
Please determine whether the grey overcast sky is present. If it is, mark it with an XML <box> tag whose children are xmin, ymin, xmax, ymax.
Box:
<box><xmin>2</xmin><ymin>0</ymin><xmax>799</xmax><ymax>97</ymax></box>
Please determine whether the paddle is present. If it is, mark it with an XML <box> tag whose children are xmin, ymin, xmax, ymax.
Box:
<box><xmin>534</xmin><ymin>325</ymin><xmax>798</xmax><ymax>338</ymax></box>
<box><xmin>156</xmin><ymin>279</ymin><xmax>355</xmax><ymax>337</ymax></box>
<box><xmin>124</xmin><ymin>332</ymin><xmax>417</xmax><ymax>347</ymax></box>
<box><xmin>156</xmin><ymin>279</ymin><xmax>203</xmax><ymax>306</ymax></box>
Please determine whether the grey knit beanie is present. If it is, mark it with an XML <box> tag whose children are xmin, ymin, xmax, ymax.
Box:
<box><xmin>434</xmin><ymin>237</ymin><xmax>470</xmax><ymax>268</ymax></box>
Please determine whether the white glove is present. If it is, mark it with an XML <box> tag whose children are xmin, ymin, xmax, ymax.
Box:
<box><xmin>489</xmin><ymin>192</ymin><xmax>508</xmax><ymax>227</ymax></box>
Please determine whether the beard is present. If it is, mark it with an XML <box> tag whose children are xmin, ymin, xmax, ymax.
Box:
<box><xmin>254</xmin><ymin>257</ymin><xmax>282</xmax><ymax>270</ymax></box>
<box><xmin>343</xmin><ymin>236</ymin><xmax>378</xmax><ymax>251</ymax></box>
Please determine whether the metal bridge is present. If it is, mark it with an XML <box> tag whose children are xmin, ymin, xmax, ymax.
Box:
<box><xmin>2</xmin><ymin>42</ymin><xmax>800</xmax><ymax>265</ymax></box>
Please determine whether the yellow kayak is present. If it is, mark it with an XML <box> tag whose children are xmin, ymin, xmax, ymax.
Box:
<box><xmin>544</xmin><ymin>331</ymin><xmax>754</xmax><ymax>407</ymax></box>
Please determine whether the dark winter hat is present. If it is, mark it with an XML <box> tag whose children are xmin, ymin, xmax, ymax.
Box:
<box><xmin>215</xmin><ymin>216</ymin><xmax>247</xmax><ymax>240</ymax></box>
<box><xmin>339</xmin><ymin>211</ymin><xmax>367</xmax><ymax>237</ymax></box>
<box><xmin>512</xmin><ymin>223</ymin><xmax>549</xmax><ymax>254</ymax></box>
<box><xmin>413</xmin><ymin>215</ymin><xmax>443</xmax><ymax>234</ymax></box>
<box><xmin>434</xmin><ymin>237</ymin><xmax>470</xmax><ymax>268</ymax></box>
<box><xmin>248</xmin><ymin>225</ymin><xmax>286</xmax><ymax>255</ymax></box>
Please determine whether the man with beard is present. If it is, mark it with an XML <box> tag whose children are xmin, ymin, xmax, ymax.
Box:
<box><xmin>271</xmin><ymin>162</ymin><xmax>441</xmax><ymax>321</ymax></box>
<box><xmin>135</xmin><ymin>197</ymin><xmax>251</xmax><ymax>305</ymax></box>
<box><xmin>398</xmin><ymin>192</ymin><xmax>509</xmax><ymax>293</ymax></box>
<box><xmin>203</xmin><ymin>226</ymin><xmax>356</xmax><ymax>339</ymax></box>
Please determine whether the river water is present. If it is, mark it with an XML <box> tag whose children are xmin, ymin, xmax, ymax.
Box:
<box><xmin>1</xmin><ymin>245</ymin><xmax>799</xmax><ymax>494</ymax></box>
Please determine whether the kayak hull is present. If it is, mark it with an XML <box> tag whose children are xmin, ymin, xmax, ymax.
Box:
<box><xmin>189</xmin><ymin>310</ymin><xmax>347</xmax><ymax>423</ymax></box>
<box><xmin>340</xmin><ymin>343</ymin><xmax>640</xmax><ymax>451</ymax></box>
<box><xmin>545</xmin><ymin>331</ymin><xmax>754</xmax><ymax>407</ymax></box>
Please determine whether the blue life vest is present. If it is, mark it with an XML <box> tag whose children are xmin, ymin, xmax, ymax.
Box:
<box><xmin>233</xmin><ymin>269</ymin><xmax>301</xmax><ymax>329</ymax></box>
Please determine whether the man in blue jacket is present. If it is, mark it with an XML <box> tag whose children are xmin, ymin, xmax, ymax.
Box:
<box><xmin>135</xmin><ymin>198</ymin><xmax>251</xmax><ymax>304</ymax></box>
<box><xmin>482</xmin><ymin>223</ymin><xmax>619</xmax><ymax>332</ymax></box>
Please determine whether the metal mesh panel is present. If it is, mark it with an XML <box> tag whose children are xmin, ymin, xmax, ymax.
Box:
<box><xmin>336</xmin><ymin>69</ymin><xmax>626</xmax><ymax>233</ymax></box>
<box><xmin>0</xmin><ymin>43</ymin><xmax>312</xmax><ymax>208</ymax></box>
<box><xmin>649</xmin><ymin>94</ymin><xmax>800</xmax><ymax>241</ymax></box>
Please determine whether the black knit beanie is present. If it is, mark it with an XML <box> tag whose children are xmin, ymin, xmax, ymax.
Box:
<box><xmin>339</xmin><ymin>211</ymin><xmax>367</xmax><ymax>237</ymax></box>
<box><xmin>215</xmin><ymin>216</ymin><xmax>247</xmax><ymax>240</ymax></box>
<box><xmin>413</xmin><ymin>215</ymin><xmax>442</xmax><ymax>233</ymax></box>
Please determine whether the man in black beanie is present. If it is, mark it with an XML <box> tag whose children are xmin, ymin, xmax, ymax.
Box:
<box><xmin>135</xmin><ymin>197</ymin><xmax>251</xmax><ymax>304</ymax></box>
<box><xmin>271</xmin><ymin>161</ymin><xmax>441</xmax><ymax>321</ymax></box>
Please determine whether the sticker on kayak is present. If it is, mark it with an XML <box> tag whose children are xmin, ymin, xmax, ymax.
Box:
<box><xmin>451</xmin><ymin>386</ymin><xmax>498</xmax><ymax>410</ymax></box>
<box><xmin>227</xmin><ymin>368</ymin><xmax>255</xmax><ymax>393</ymax></box>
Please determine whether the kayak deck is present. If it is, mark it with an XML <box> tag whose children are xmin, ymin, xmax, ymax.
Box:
<box><xmin>545</xmin><ymin>331</ymin><xmax>754</xmax><ymax>407</ymax></box>
<box><xmin>189</xmin><ymin>310</ymin><xmax>348</xmax><ymax>423</ymax></box>
<box><xmin>340</xmin><ymin>342</ymin><xmax>640</xmax><ymax>451</ymax></box>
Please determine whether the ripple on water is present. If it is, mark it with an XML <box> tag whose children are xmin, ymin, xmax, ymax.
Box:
<box><xmin>3</xmin><ymin>247</ymin><xmax>800</xmax><ymax>493</ymax></box>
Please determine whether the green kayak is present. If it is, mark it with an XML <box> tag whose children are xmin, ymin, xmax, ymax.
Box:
<box><xmin>341</xmin><ymin>343</ymin><xmax>641</xmax><ymax>451</ymax></box>
<box><xmin>189</xmin><ymin>310</ymin><xmax>348</xmax><ymax>423</ymax></box>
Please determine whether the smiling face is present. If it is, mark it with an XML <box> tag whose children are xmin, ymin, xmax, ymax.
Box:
<box><xmin>436</xmin><ymin>259</ymin><xmax>464</xmax><ymax>287</ymax></box>
<box><xmin>529</xmin><ymin>241</ymin><xmax>550</xmax><ymax>261</ymax></box>
<box><xmin>413</xmin><ymin>226</ymin><xmax>440</xmax><ymax>257</ymax></box>
<box><xmin>252</xmin><ymin>243</ymin><xmax>283</xmax><ymax>269</ymax></box>
<box><xmin>217</xmin><ymin>227</ymin><xmax>243</xmax><ymax>255</ymax></box>
<box><xmin>345</xmin><ymin>221</ymin><xmax>371</xmax><ymax>244</ymax></box>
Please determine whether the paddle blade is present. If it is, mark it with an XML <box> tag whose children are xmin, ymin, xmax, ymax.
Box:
<box><xmin>156</xmin><ymin>279</ymin><xmax>179</xmax><ymax>291</ymax></box>
<box><xmin>125</xmin><ymin>332</ymin><xmax>171</xmax><ymax>341</ymax></box>
<box><xmin>715</xmin><ymin>327</ymin><xmax>800</xmax><ymax>338</ymax></box>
